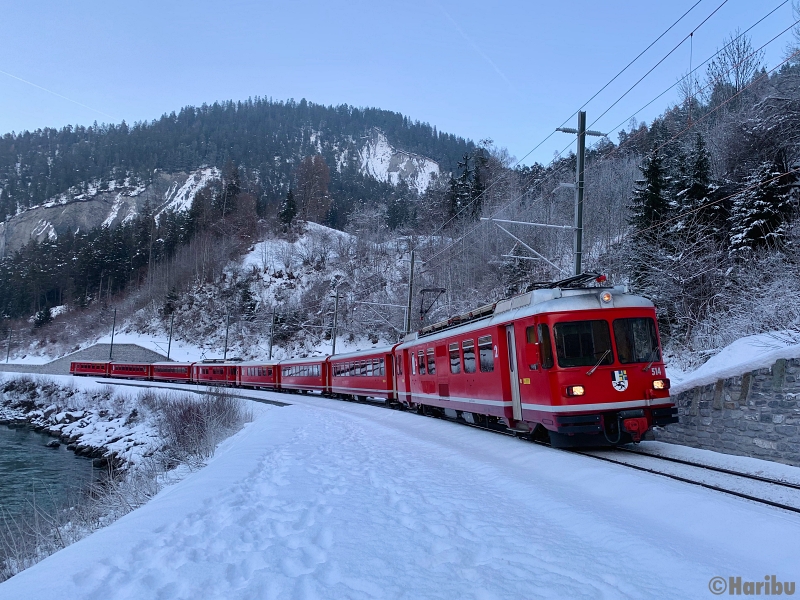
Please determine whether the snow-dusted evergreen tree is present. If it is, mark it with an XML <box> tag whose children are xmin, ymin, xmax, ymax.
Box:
<box><xmin>628</xmin><ymin>150</ymin><xmax>669</xmax><ymax>240</ymax></box>
<box><xmin>279</xmin><ymin>188</ymin><xmax>297</xmax><ymax>226</ymax></box>
<box><xmin>672</xmin><ymin>133</ymin><xmax>723</xmax><ymax>235</ymax></box>
<box><xmin>728</xmin><ymin>161</ymin><xmax>794</xmax><ymax>257</ymax></box>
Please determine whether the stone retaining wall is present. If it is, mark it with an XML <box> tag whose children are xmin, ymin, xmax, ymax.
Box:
<box><xmin>654</xmin><ymin>358</ymin><xmax>800</xmax><ymax>466</ymax></box>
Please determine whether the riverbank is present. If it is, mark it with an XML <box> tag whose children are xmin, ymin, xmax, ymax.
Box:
<box><xmin>0</xmin><ymin>375</ymin><xmax>160</xmax><ymax>468</ymax></box>
<box><xmin>0</xmin><ymin>373</ymin><xmax>252</xmax><ymax>582</ymax></box>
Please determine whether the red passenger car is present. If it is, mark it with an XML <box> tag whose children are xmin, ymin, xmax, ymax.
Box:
<box><xmin>70</xmin><ymin>360</ymin><xmax>111</xmax><ymax>377</ymax></box>
<box><xmin>329</xmin><ymin>347</ymin><xmax>398</xmax><ymax>401</ymax></box>
<box><xmin>109</xmin><ymin>362</ymin><xmax>152</xmax><ymax>380</ymax></box>
<box><xmin>398</xmin><ymin>284</ymin><xmax>677</xmax><ymax>446</ymax></box>
<box><xmin>151</xmin><ymin>362</ymin><xmax>194</xmax><ymax>383</ymax></box>
<box><xmin>192</xmin><ymin>361</ymin><xmax>239</xmax><ymax>386</ymax></box>
<box><xmin>278</xmin><ymin>356</ymin><xmax>329</xmax><ymax>394</ymax></box>
<box><xmin>237</xmin><ymin>361</ymin><xmax>279</xmax><ymax>390</ymax></box>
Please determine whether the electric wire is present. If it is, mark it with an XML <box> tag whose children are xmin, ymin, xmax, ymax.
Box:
<box><xmin>424</xmin><ymin>0</ymin><xmax>720</xmax><ymax>237</ymax></box>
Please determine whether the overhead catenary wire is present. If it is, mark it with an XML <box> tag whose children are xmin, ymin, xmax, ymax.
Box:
<box><xmin>425</xmin><ymin>9</ymin><xmax>800</xmax><ymax>271</ymax></box>
<box><xmin>586</xmin><ymin>0</ymin><xmax>733</xmax><ymax>132</ymax></box>
<box><xmin>424</xmin><ymin>0</ymin><xmax>720</xmax><ymax>237</ymax></box>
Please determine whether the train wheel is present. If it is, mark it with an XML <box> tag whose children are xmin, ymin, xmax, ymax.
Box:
<box><xmin>356</xmin><ymin>395</ymin><xmax>368</xmax><ymax>402</ymax></box>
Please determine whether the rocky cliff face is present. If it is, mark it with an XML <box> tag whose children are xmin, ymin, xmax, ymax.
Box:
<box><xmin>0</xmin><ymin>168</ymin><xmax>219</xmax><ymax>257</ymax></box>
<box><xmin>358</xmin><ymin>129</ymin><xmax>441</xmax><ymax>194</ymax></box>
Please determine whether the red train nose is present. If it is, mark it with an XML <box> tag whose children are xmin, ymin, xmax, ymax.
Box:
<box><xmin>621</xmin><ymin>417</ymin><xmax>649</xmax><ymax>442</ymax></box>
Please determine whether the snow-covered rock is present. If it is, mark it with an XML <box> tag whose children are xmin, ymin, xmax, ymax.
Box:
<box><xmin>359</xmin><ymin>128</ymin><xmax>440</xmax><ymax>194</ymax></box>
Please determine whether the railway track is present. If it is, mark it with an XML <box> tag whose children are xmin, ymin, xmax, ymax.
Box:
<box><xmin>573</xmin><ymin>448</ymin><xmax>800</xmax><ymax>514</ymax></box>
<box><xmin>98</xmin><ymin>378</ymin><xmax>800</xmax><ymax>514</ymax></box>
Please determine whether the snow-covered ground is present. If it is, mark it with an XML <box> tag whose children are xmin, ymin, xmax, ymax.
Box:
<box><xmin>1</xmin><ymin>382</ymin><xmax>798</xmax><ymax>599</ymax></box>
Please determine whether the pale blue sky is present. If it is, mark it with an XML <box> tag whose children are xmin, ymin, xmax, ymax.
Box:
<box><xmin>0</xmin><ymin>0</ymin><xmax>795</xmax><ymax>165</ymax></box>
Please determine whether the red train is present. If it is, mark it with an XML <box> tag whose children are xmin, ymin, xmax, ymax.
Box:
<box><xmin>70</xmin><ymin>282</ymin><xmax>677</xmax><ymax>447</ymax></box>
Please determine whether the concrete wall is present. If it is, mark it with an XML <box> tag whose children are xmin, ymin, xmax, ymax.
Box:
<box><xmin>0</xmin><ymin>344</ymin><xmax>169</xmax><ymax>376</ymax></box>
<box><xmin>655</xmin><ymin>358</ymin><xmax>800</xmax><ymax>466</ymax></box>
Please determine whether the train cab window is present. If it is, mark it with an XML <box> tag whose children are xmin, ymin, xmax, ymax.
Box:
<box><xmin>553</xmin><ymin>320</ymin><xmax>613</xmax><ymax>368</ymax></box>
<box><xmin>613</xmin><ymin>318</ymin><xmax>660</xmax><ymax>364</ymax></box>
<box><xmin>418</xmin><ymin>351</ymin><xmax>426</xmax><ymax>375</ymax></box>
<box><xmin>478</xmin><ymin>336</ymin><xmax>494</xmax><ymax>372</ymax></box>
<box><xmin>427</xmin><ymin>349</ymin><xmax>436</xmax><ymax>375</ymax></box>
<box><xmin>462</xmin><ymin>340</ymin><xmax>476</xmax><ymax>373</ymax></box>
<box><xmin>527</xmin><ymin>325</ymin><xmax>553</xmax><ymax>369</ymax></box>
<box><xmin>449</xmin><ymin>343</ymin><xmax>461</xmax><ymax>374</ymax></box>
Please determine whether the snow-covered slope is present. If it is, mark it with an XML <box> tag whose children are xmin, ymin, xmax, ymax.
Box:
<box><xmin>0</xmin><ymin>168</ymin><xmax>215</xmax><ymax>256</ymax></box>
<box><xmin>359</xmin><ymin>129</ymin><xmax>440</xmax><ymax>194</ymax></box>
<box><xmin>1</xmin><ymin>386</ymin><xmax>797</xmax><ymax>599</ymax></box>
<box><xmin>155</xmin><ymin>167</ymin><xmax>220</xmax><ymax>222</ymax></box>
<box><xmin>668</xmin><ymin>331</ymin><xmax>800</xmax><ymax>394</ymax></box>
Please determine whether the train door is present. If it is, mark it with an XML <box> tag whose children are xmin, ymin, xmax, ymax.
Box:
<box><xmin>505</xmin><ymin>324</ymin><xmax>523</xmax><ymax>421</ymax></box>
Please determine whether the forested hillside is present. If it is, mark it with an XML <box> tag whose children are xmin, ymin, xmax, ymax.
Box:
<box><xmin>0</xmin><ymin>98</ymin><xmax>473</xmax><ymax>221</ymax></box>
<box><xmin>3</xmin><ymin>25</ymin><xmax>800</xmax><ymax>368</ymax></box>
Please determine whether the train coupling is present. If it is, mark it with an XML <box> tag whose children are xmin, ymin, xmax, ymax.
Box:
<box><xmin>618</xmin><ymin>409</ymin><xmax>648</xmax><ymax>442</ymax></box>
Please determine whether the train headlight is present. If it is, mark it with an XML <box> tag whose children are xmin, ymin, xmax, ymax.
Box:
<box><xmin>566</xmin><ymin>385</ymin><xmax>585</xmax><ymax>397</ymax></box>
<box><xmin>600</xmin><ymin>291</ymin><xmax>612</xmax><ymax>304</ymax></box>
<box><xmin>652</xmin><ymin>379</ymin><xmax>670</xmax><ymax>390</ymax></box>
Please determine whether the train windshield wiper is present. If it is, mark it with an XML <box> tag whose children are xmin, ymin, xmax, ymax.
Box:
<box><xmin>642</xmin><ymin>347</ymin><xmax>660</xmax><ymax>372</ymax></box>
<box><xmin>586</xmin><ymin>349</ymin><xmax>610</xmax><ymax>376</ymax></box>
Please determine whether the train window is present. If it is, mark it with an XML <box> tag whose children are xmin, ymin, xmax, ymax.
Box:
<box><xmin>478</xmin><ymin>336</ymin><xmax>494</xmax><ymax>372</ymax></box>
<box><xmin>418</xmin><ymin>351</ymin><xmax>426</xmax><ymax>375</ymax></box>
<box><xmin>366</xmin><ymin>361</ymin><xmax>373</xmax><ymax>377</ymax></box>
<box><xmin>553</xmin><ymin>320</ymin><xmax>613</xmax><ymax>368</ymax></box>
<box><xmin>427</xmin><ymin>349</ymin><xmax>436</xmax><ymax>375</ymax></box>
<box><xmin>379</xmin><ymin>358</ymin><xmax>385</xmax><ymax>376</ymax></box>
<box><xmin>613</xmin><ymin>318</ymin><xmax>660</xmax><ymax>364</ymax></box>
<box><xmin>359</xmin><ymin>361</ymin><xmax>366</xmax><ymax>376</ymax></box>
<box><xmin>449</xmin><ymin>343</ymin><xmax>461</xmax><ymax>374</ymax></box>
<box><xmin>397</xmin><ymin>357</ymin><xmax>402</xmax><ymax>376</ymax></box>
<box><xmin>463</xmin><ymin>340</ymin><xmax>476</xmax><ymax>373</ymax></box>
<box><xmin>526</xmin><ymin>326</ymin><xmax>536</xmax><ymax>344</ymax></box>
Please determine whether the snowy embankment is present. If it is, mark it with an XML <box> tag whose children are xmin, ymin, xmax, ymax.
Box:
<box><xmin>0</xmin><ymin>374</ymin><xmax>160</xmax><ymax>466</ymax></box>
<box><xmin>1</xmin><ymin>389</ymin><xmax>798</xmax><ymax>599</ymax></box>
<box><xmin>668</xmin><ymin>331</ymin><xmax>800</xmax><ymax>394</ymax></box>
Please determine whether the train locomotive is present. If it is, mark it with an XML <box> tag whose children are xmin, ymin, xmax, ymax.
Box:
<box><xmin>71</xmin><ymin>279</ymin><xmax>678</xmax><ymax>447</ymax></box>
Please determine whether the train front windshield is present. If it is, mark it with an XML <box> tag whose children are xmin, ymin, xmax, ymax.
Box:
<box><xmin>553</xmin><ymin>320</ymin><xmax>614</xmax><ymax>368</ymax></box>
<box><xmin>613</xmin><ymin>317</ymin><xmax>660</xmax><ymax>364</ymax></box>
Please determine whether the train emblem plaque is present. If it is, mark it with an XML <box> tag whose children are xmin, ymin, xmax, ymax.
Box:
<box><xmin>611</xmin><ymin>369</ymin><xmax>628</xmax><ymax>392</ymax></box>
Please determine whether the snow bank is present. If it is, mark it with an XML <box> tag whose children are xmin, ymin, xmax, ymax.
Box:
<box><xmin>670</xmin><ymin>331</ymin><xmax>800</xmax><ymax>394</ymax></box>
<box><xmin>1</xmin><ymin>391</ymin><xmax>798</xmax><ymax>599</ymax></box>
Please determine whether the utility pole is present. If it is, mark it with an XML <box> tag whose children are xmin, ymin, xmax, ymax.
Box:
<box><xmin>557</xmin><ymin>111</ymin><xmax>605</xmax><ymax>276</ymax></box>
<box><xmin>109</xmin><ymin>309</ymin><xmax>117</xmax><ymax>360</ymax></box>
<box><xmin>268</xmin><ymin>309</ymin><xmax>276</xmax><ymax>360</ymax></box>
<box><xmin>404</xmin><ymin>250</ymin><xmax>415</xmax><ymax>335</ymax></box>
<box><xmin>223</xmin><ymin>310</ymin><xmax>230</xmax><ymax>360</ymax></box>
<box><xmin>5</xmin><ymin>328</ymin><xmax>11</xmax><ymax>364</ymax></box>
<box><xmin>331</xmin><ymin>291</ymin><xmax>340</xmax><ymax>356</ymax></box>
<box><xmin>167</xmin><ymin>312</ymin><xmax>174</xmax><ymax>360</ymax></box>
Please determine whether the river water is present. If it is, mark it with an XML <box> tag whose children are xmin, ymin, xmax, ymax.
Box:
<box><xmin>0</xmin><ymin>425</ymin><xmax>97</xmax><ymax>517</ymax></box>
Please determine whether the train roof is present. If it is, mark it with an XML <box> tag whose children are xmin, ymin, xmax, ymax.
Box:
<box><xmin>399</xmin><ymin>286</ymin><xmax>654</xmax><ymax>348</ymax></box>
<box><xmin>329</xmin><ymin>346</ymin><xmax>397</xmax><ymax>361</ymax></box>
<box><xmin>236</xmin><ymin>360</ymin><xmax>280</xmax><ymax>366</ymax></box>
<box><xmin>278</xmin><ymin>355</ymin><xmax>329</xmax><ymax>366</ymax></box>
<box><xmin>152</xmin><ymin>361</ymin><xmax>193</xmax><ymax>366</ymax></box>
